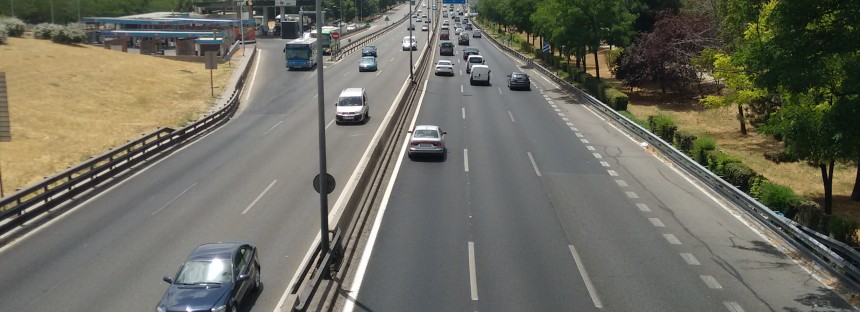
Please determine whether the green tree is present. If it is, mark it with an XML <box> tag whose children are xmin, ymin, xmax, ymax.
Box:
<box><xmin>700</xmin><ymin>52</ymin><xmax>766</xmax><ymax>135</ymax></box>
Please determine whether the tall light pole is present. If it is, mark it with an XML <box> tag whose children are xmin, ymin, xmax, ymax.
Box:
<box><xmin>239</xmin><ymin>1</ymin><xmax>245</xmax><ymax>56</ymax></box>
<box><xmin>408</xmin><ymin>0</ymin><xmax>413</xmax><ymax>83</ymax></box>
<box><xmin>314</xmin><ymin>5</ymin><xmax>331</xmax><ymax>278</ymax></box>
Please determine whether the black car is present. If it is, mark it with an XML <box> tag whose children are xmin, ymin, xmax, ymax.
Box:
<box><xmin>361</xmin><ymin>45</ymin><xmax>378</xmax><ymax>57</ymax></box>
<box><xmin>156</xmin><ymin>242</ymin><xmax>261</xmax><ymax>312</ymax></box>
<box><xmin>440</xmin><ymin>41</ymin><xmax>455</xmax><ymax>56</ymax></box>
<box><xmin>507</xmin><ymin>72</ymin><xmax>531</xmax><ymax>91</ymax></box>
<box><xmin>462</xmin><ymin>47</ymin><xmax>479</xmax><ymax>60</ymax></box>
<box><xmin>407</xmin><ymin>23</ymin><xmax>415</xmax><ymax>30</ymax></box>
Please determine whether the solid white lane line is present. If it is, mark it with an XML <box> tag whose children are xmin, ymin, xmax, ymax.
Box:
<box><xmin>468</xmin><ymin>242</ymin><xmax>479</xmax><ymax>300</ymax></box>
<box><xmin>600</xmin><ymin>161</ymin><xmax>610</xmax><ymax>167</ymax></box>
<box><xmin>542</xmin><ymin>75</ymin><xmax>553</xmax><ymax>84</ymax></box>
<box><xmin>462</xmin><ymin>107</ymin><xmax>466</xmax><ymax>119</ymax></box>
<box><xmin>607</xmin><ymin>170</ymin><xmax>618</xmax><ymax>176</ymax></box>
<box><xmin>464</xmin><ymin>149</ymin><xmax>470</xmax><ymax>172</ymax></box>
<box><xmin>649</xmin><ymin>218</ymin><xmax>665</xmax><ymax>227</ymax></box>
<box><xmin>586</xmin><ymin>146</ymin><xmax>596</xmax><ymax>151</ymax></box>
<box><xmin>527</xmin><ymin>152</ymin><xmax>542</xmax><ymax>177</ymax></box>
<box><xmin>636</xmin><ymin>203</ymin><xmax>651</xmax><ymax>212</ymax></box>
<box><xmin>262</xmin><ymin>120</ymin><xmax>284</xmax><ymax>136</ymax></box>
<box><xmin>724</xmin><ymin>302</ymin><xmax>745</xmax><ymax>312</ymax></box>
<box><xmin>592</xmin><ymin>153</ymin><xmax>602</xmax><ymax>159</ymax></box>
<box><xmin>498</xmin><ymin>87</ymin><xmax>503</xmax><ymax>94</ymax></box>
<box><xmin>701</xmin><ymin>275</ymin><xmax>723</xmax><ymax>289</ymax></box>
<box><xmin>615</xmin><ymin>180</ymin><xmax>628</xmax><ymax>187</ymax></box>
<box><xmin>152</xmin><ymin>183</ymin><xmax>197</xmax><ymax>215</ymax></box>
<box><xmin>242</xmin><ymin>180</ymin><xmax>277</xmax><ymax>215</ymax></box>
<box><xmin>244</xmin><ymin>49</ymin><xmax>262</xmax><ymax>103</ymax></box>
<box><xmin>663</xmin><ymin>233</ymin><xmax>682</xmax><ymax>245</ymax></box>
<box><xmin>680</xmin><ymin>253</ymin><xmax>701</xmax><ymax>265</ymax></box>
<box><xmin>625</xmin><ymin>191</ymin><xmax>639</xmax><ymax>199</ymax></box>
<box><xmin>508</xmin><ymin>111</ymin><xmax>515</xmax><ymax>122</ymax></box>
<box><xmin>568</xmin><ymin>244</ymin><xmax>604</xmax><ymax>308</ymax></box>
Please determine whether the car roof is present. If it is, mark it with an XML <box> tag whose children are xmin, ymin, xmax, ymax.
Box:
<box><xmin>467</xmin><ymin>55</ymin><xmax>483</xmax><ymax>59</ymax></box>
<box><xmin>340</xmin><ymin>87</ymin><xmax>364</xmax><ymax>97</ymax></box>
<box><xmin>511</xmin><ymin>72</ymin><xmax>527</xmax><ymax>75</ymax></box>
<box><xmin>189</xmin><ymin>242</ymin><xmax>248</xmax><ymax>261</ymax></box>
<box><xmin>471</xmin><ymin>64</ymin><xmax>489</xmax><ymax>69</ymax></box>
<box><xmin>464</xmin><ymin>47</ymin><xmax>479</xmax><ymax>52</ymax></box>
<box><xmin>414</xmin><ymin>125</ymin><xmax>440</xmax><ymax>131</ymax></box>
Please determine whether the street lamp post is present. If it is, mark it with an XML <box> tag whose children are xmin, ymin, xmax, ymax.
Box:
<box><xmin>408</xmin><ymin>0</ymin><xmax>413</xmax><ymax>83</ymax></box>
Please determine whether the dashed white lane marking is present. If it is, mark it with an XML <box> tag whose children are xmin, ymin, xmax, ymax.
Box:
<box><xmin>701</xmin><ymin>275</ymin><xmax>723</xmax><ymax>289</ymax></box>
<box><xmin>262</xmin><ymin>120</ymin><xmax>284</xmax><ymax>136</ymax></box>
<box><xmin>663</xmin><ymin>234</ymin><xmax>682</xmax><ymax>245</ymax></box>
<box><xmin>344</xmin><ymin>71</ymin><xmax>349</xmax><ymax>77</ymax></box>
<box><xmin>557</xmin><ymin>112</ymin><xmax>565</xmax><ymax>116</ymax></box>
<box><xmin>459</xmin><ymin>69</ymin><xmax>463</xmax><ymax>75</ymax></box>
<box><xmin>586</xmin><ymin>146</ymin><xmax>596</xmax><ymax>151</ymax></box>
<box><xmin>554</xmin><ymin>108</ymin><xmax>562</xmax><ymax>112</ymax></box>
<box><xmin>547</xmin><ymin>100</ymin><xmax>554</xmax><ymax>105</ymax></box>
<box><xmin>600</xmin><ymin>161</ymin><xmax>610</xmax><ymax>167</ymax></box>
<box><xmin>376</xmin><ymin>70</ymin><xmax>384</xmax><ymax>76</ymax></box>
<box><xmin>242</xmin><ymin>180</ymin><xmax>277</xmax><ymax>215</ymax></box>
<box><xmin>592</xmin><ymin>153</ymin><xmax>602</xmax><ymax>159</ymax></box>
<box><xmin>615</xmin><ymin>180</ymin><xmax>628</xmax><ymax>187</ymax></box>
<box><xmin>152</xmin><ymin>183</ymin><xmax>197</xmax><ymax>216</ymax></box>
<box><xmin>607</xmin><ymin>170</ymin><xmax>618</xmax><ymax>176</ymax></box>
<box><xmin>680</xmin><ymin>253</ymin><xmax>701</xmax><ymax>265</ymax></box>
<box><xmin>724</xmin><ymin>301</ymin><xmax>745</xmax><ymax>312</ymax></box>
<box><xmin>648</xmin><ymin>218</ymin><xmax>665</xmax><ymax>227</ymax></box>
<box><xmin>527</xmin><ymin>152</ymin><xmax>542</xmax><ymax>177</ymax></box>
<box><xmin>566</xmin><ymin>122</ymin><xmax>574</xmax><ymax>126</ymax></box>
<box><xmin>636</xmin><ymin>203</ymin><xmax>651</xmax><ymax>212</ymax></box>
<box><xmin>390</xmin><ymin>57</ymin><xmax>396</xmax><ymax>62</ymax></box>
<box><xmin>325</xmin><ymin>119</ymin><xmax>335</xmax><ymax>129</ymax></box>
<box><xmin>571</xmin><ymin>127</ymin><xmax>579</xmax><ymax>131</ymax></box>
<box><xmin>313</xmin><ymin>94</ymin><xmax>318</xmax><ymax>99</ymax></box>
<box><xmin>561</xmin><ymin>117</ymin><xmax>568</xmax><ymax>121</ymax></box>
<box><xmin>568</xmin><ymin>244</ymin><xmax>603</xmax><ymax>308</ymax></box>
<box><xmin>462</xmin><ymin>107</ymin><xmax>466</xmax><ymax>119</ymax></box>
<box><xmin>468</xmin><ymin>242</ymin><xmax>479</xmax><ymax>300</ymax></box>
<box><xmin>508</xmin><ymin>111</ymin><xmax>515</xmax><ymax>122</ymax></box>
<box><xmin>464</xmin><ymin>149</ymin><xmax>470</xmax><ymax>172</ymax></box>
<box><xmin>461</xmin><ymin>84</ymin><xmax>464</xmax><ymax>93</ymax></box>
<box><xmin>576</xmin><ymin>133</ymin><xmax>584</xmax><ymax>138</ymax></box>
<box><xmin>581</xmin><ymin>139</ymin><xmax>590</xmax><ymax>144</ymax></box>
<box><xmin>625</xmin><ymin>191</ymin><xmax>639</xmax><ymax>199</ymax></box>
<box><xmin>498</xmin><ymin>87</ymin><xmax>503</xmax><ymax>94</ymax></box>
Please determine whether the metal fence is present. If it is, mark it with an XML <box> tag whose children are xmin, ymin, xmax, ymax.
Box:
<box><xmin>477</xmin><ymin>23</ymin><xmax>860</xmax><ymax>289</ymax></box>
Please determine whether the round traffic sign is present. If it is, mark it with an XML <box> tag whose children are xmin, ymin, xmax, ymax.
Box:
<box><xmin>331</xmin><ymin>32</ymin><xmax>340</xmax><ymax>39</ymax></box>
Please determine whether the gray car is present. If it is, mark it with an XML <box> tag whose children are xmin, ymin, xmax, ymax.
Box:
<box><xmin>359</xmin><ymin>56</ymin><xmax>378</xmax><ymax>72</ymax></box>
<box><xmin>408</xmin><ymin>125</ymin><xmax>446</xmax><ymax>160</ymax></box>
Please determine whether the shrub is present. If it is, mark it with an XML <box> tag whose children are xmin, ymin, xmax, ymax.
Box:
<box><xmin>583</xmin><ymin>75</ymin><xmax>608</xmax><ymax>100</ymax></box>
<box><xmin>34</xmin><ymin>23</ymin><xmax>63</xmax><ymax>39</ymax></box>
<box><xmin>673</xmin><ymin>131</ymin><xmax>697</xmax><ymax>154</ymax></box>
<box><xmin>722</xmin><ymin>162</ymin><xmax>757</xmax><ymax>192</ymax></box>
<box><xmin>619</xmin><ymin>110</ymin><xmax>648</xmax><ymax>128</ymax></box>
<box><xmin>756</xmin><ymin>180</ymin><xmax>802</xmax><ymax>215</ymax></box>
<box><xmin>647</xmin><ymin>114</ymin><xmax>677</xmax><ymax>143</ymax></box>
<box><xmin>793</xmin><ymin>200</ymin><xmax>824</xmax><ymax>230</ymax></box>
<box><xmin>0</xmin><ymin>24</ymin><xmax>6</xmax><ymax>44</ymax></box>
<box><xmin>690</xmin><ymin>136</ymin><xmax>716</xmax><ymax>164</ymax></box>
<box><xmin>604</xmin><ymin>88</ymin><xmax>628</xmax><ymax>111</ymax></box>
<box><xmin>52</xmin><ymin>26</ymin><xmax>87</xmax><ymax>44</ymax></box>
<box><xmin>827</xmin><ymin>215</ymin><xmax>858</xmax><ymax>244</ymax></box>
<box><xmin>0</xmin><ymin>17</ymin><xmax>25</xmax><ymax>37</ymax></box>
<box><xmin>704</xmin><ymin>150</ymin><xmax>741</xmax><ymax>175</ymax></box>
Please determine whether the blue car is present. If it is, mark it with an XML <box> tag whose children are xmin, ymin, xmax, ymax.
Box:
<box><xmin>156</xmin><ymin>242</ymin><xmax>261</xmax><ymax>312</ymax></box>
<box><xmin>359</xmin><ymin>56</ymin><xmax>378</xmax><ymax>72</ymax></box>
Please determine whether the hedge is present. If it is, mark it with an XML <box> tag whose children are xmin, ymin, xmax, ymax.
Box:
<box><xmin>34</xmin><ymin>23</ymin><xmax>63</xmax><ymax>39</ymax></box>
<box><xmin>722</xmin><ymin>162</ymin><xmax>757</xmax><ymax>192</ymax></box>
<box><xmin>754</xmin><ymin>179</ymin><xmax>801</xmax><ymax>216</ymax></box>
<box><xmin>0</xmin><ymin>24</ymin><xmax>6</xmax><ymax>44</ymax></box>
<box><xmin>647</xmin><ymin>114</ymin><xmax>677</xmax><ymax>143</ymax></box>
<box><xmin>0</xmin><ymin>17</ymin><xmax>25</xmax><ymax>37</ymax></box>
<box><xmin>604</xmin><ymin>88</ymin><xmax>628</xmax><ymax>111</ymax></box>
<box><xmin>52</xmin><ymin>26</ymin><xmax>87</xmax><ymax>44</ymax></box>
<box><xmin>690</xmin><ymin>136</ymin><xmax>716</xmax><ymax>164</ymax></box>
<box><xmin>673</xmin><ymin>131</ymin><xmax>697</xmax><ymax>154</ymax></box>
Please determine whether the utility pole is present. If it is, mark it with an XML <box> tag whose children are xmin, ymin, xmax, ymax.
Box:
<box><xmin>239</xmin><ymin>1</ymin><xmax>245</xmax><ymax>56</ymax></box>
<box><xmin>49</xmin><ymin>0</ymin><xmax>54</xmax><ymax>23</ymax></box>
<box><xmin>314</xmin><ymin>7</ymin><xmax>331</xmax><ymax>279</ymax></box>
<box><xmin>408</xmin><ymin>0</ymin><xmax>413</xmax><ymax>83</ymax></box>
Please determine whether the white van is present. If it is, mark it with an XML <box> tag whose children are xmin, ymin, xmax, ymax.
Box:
<box><xmin>402</xmin><ymin>36</ymin><xmax>417</xmax><ymax>51</ymax></box>
<box><xmin>469</xmin><ymin>65</ymin><xmax>491</xmax><ymax>86</ymax></box>
<box><xmin>335</xmin><ymin>88</ymin><xmax>369</xmax><ymax>124</ymax></box>
<box><xmin>465</xmin><ymin>54</ymin><xmax>484</xmax><ymax>73</ymax></box>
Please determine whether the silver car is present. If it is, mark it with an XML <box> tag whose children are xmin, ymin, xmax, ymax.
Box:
<box><xmin>434</xmin><ymin>60</ymin><xmax>455</xmax><ymax>76</ymax></box>
<box><xmin>408</xmin><ymin>125</ymin><xmax>446</xmax><ymax>160</ymax></box>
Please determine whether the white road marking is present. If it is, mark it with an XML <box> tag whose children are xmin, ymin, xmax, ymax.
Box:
<box><xmin>586</xmin><ymin>146</ymin><xmax>596</xmax><ymax>151</ymax></box>
<box><xmin>244</xmin><ymin>49</ymin><xmax>262</xmax><ymax>103</ymax></box>
<box><xmin>498</xmin><ymin>87</ymin><xmax>503</xmax><ymax>94</ymax></box>
<box><xmin>625</xmin><ymin>191</ymin><xmax>639</xmax><ymax>199</ymax></box>
<box><xmin>663</xmin><ymin>233</ymin><xmax>682</xmax><ymax>245</ymax></box>
<box><xmin>566</xmin><ymin>122</ymin><xmax>574</xmax><ymax>126</ymax></box>
<box><xmin>592</xmin><ymin>153</ymin><xmax>602</xmax><ymax>159</ymax></box>
<box><xmin>464</xmin><ymin>149</ymin><xmax>470</xmax><ymax>172</ymax></box>
<box><xmin>576</xmin><ymin>133</ymin><xmax>584</xmax><ymax>138</ymax></box>
<box><xmin>376</xmin><ymin>70</ymin><xmax>384</xmax><ymax>76</ymax></box>
<box><xmin>561</xmin><ymin>117</ymin><xmax>568</xmax><ymax>121</ymax></box>
<box><xmin>581</xmin><ymin>139</ymin><xmax>590</xmax><ymax>144</ymax></box>
<box><xmin>636</xmin><ymin>203</ymin><xmax>651</xmax><ymax>212</ymax></box>
<box><xmin>508</xmin><ymin>111</ymin><xmax>515</xmax><ymax>122</ymax></box>
<box><xmin>461</xmin><ymin>84</ymin><xmax>464</xmax><ymax>93</ymax></box>
<box><xmin>568</xmin><ymin>244</ymin><xmax>603</xmax><ymax>308</ymax></box>
<box><xmin>344</xmin><ymin>71</ymin><xmax>350</xmax><ymax>77</ymax></box>
<box><xmin>607</xmin><ymin>170</ymin><xmax>618</xmax><ymax>176</ymax></box>
<box><xmin>390</xmin><ymin>57</ymin><xmax>396</xmax><ymax>62</ymax></box>
<box><xmin>600</xmin><ymin>161</ymin><xmax>610</xmax><ymax>167</ymax></box>
<box><xmin>571</xmin><ymin>127</ymin><xmax>579</xmax><ymax>131</ymax></box>
<box><xmin>615</xmin><ymin>180</ymin><xmax>628</xmax><ymax>187</ymax></box>
<box><xmin>541</xmin><ymin>75</ymin><xmax>553</xmax><ymax>84</ymax></box>
<box><xmin>242</xmin><ymin>180</ymin><xmax>277</xmax><ymax>215</ymax></box>
<box><xmin>460</xmin><ymin>69</ymin><xmax>463</xmax><ymax>75</ymax></box>
<box><xmin>313</xmin><ymin>94</ymin><xmax>318</xmax><ymax>99</ymax></box>
<box><xmin>462</xmin><ymin>107</ymin><xmax>466</xmax><ymax>119</ymax></box>
<box><xmin>554</xmin><ymin>108</ymin><xmax>562</xmax><ymax>112</ymax></box>
<box><xmin>325</xmin><ymin>119</ymin><xmax>335</xmax><ymax>129</ymax></box>
<box><xmin>701</xmin><ymin>275</ymin><xmax>723</xmax><ymax>289</ymax></box>
<box><xmin>680</xmin><ymin>253</ymin><xmax>701</xmax><ymax>265</ymax></box>
<box><xmin>557</xmin><ymin>112</ymin><xmax>564</xmax><ymax>116</ymax></box>
<box><xmin>649</xmin><ymin>218</ymin><xmax>665</xmax><ymax>227</ymax></box>
<box><xmin>262</xmin><ymin>120</ymin><xmax>284</xmax><ymax>136</ymax></box>
<box><xmin>724</xmin><ymin>302</ymin><xmax>745</xmax><ymax>312</ymax></box>
<box><xmin>468</xmin><ymin>242</ymin><xmax>479</xmax><ymax>300</ymax></box>
<box><xmin>527</xmin><ymin>152</ymin><xmax>542</xmax><ymax>177</ymax></box>
<box><xmin>152</xmin><ymin>183</ymin><xmax>197</xmax><ymax>215</ymax></box>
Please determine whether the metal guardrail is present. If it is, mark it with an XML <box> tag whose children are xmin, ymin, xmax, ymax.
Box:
<box><xmin>330</xmin><ymin>9</ymin><xmax>411</xmax><ymax>61</ymax></box>
<box><xmin>477</xmin><ymin>23</ymin><xmax>860</xmax><ymax>289</ymax></box>
<box><xmin>0</xmin><ymin>48</ymin><xmax>258</xmax><ymax>239</ymax></box>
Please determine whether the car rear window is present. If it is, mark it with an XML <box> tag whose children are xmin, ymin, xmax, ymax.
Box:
<box><xmin>441</xmin><ymin>42</ymin><xmax>453</xmax><ymax>47</ymax></box>
<box><xmin>413</xmin><ymin>130</ymin><xmax>439</xmax><ymax>138</ymax></box>
<box><xmin>469</xmin><ymin>57</ymin><xmax>483</xmax><ymax>63</ymax></box>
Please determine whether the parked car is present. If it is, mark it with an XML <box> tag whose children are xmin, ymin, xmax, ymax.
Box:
<box><xmin>408</xmin><ymin>125</ymin><xmax>446</xmax><ymax>160</ymax></box>
<box><xmin>361</xmin><ymin>45</ymin><xmax>378</xmax><ymax>57</ymax></box>
<box><xmin>156</xmin><ymin>242</ymin><xmax>261</xmax><ymax>312</ymax></box>
<box><xmin>462</xmin><ymin>47</ymin><xmax>479</xmax><ymax>60</ymax></box>
<box><xmin>435</xmin><ymin>60</ymin><xmax>455</xmax><ymax>76</ymax></box>
<box><xmin>507</xmin><ymin>72</ymin><xmax>531</xmax><ymax>90</ymax></box>
<box><xmin>359</xmin><ymin>56</ymin><xmax>378</xmax><ymax>72</ymax></box>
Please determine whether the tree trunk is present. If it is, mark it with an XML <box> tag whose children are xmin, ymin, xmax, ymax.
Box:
<box><xmin>582</xmin><ymin>50</ymin><xmax>587</xmax><ymax>72</ymax></box>
<box><xmin>852</xmin><ymin>161</ymin><xmax>860</xmax><ymax>201</ymax></box>
<box><xmin>821</xmin><ymin>162</ymin><xmax>834</xmax><ymax>215</ymax></box>
<box><xmin>593</xmin><ymin>49</ymin><xmax>600</xmax><ymax>79</ymax></box>
<box><xmin>737</xmin><ymin>104</ymin><xmax>747</xmax><ymax>135</ymax></box>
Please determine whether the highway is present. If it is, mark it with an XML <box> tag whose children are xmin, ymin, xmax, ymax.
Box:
<box><xmin>344</xmin><ymin>13</ymin><xmax>856</xmax><ymax>312</ymax></box>
<box><xmin>0</xmin><ymin>2</ymin><xmax>427</xmax><ymax>311</ymax></box>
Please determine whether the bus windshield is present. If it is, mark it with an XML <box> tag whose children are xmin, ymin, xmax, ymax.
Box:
<box><xmin>285</xmin><ymin>46</ymin><xmax>310</xmax><ymax>59</ymax></box>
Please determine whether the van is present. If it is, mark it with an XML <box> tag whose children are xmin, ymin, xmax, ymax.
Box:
<box><xmin>335</xmin><ymin>88</ymin><xmax>369</xmax><ymax>124</ymax></box>
<box><xmin>469</xmin><ymin>65</ymin><xmax>491</xmax><ymax>86</ymax></box>
<box><xmin>440</xmin><ymin>41</ymin><xmax>455</xmax><ymax>56</ymax></box>
<box><xmin>402</xmin><ymin>36</ymin><xmax>416</xmax><ymax>51</ymax></box>
<box><xmin>465</xmin><ymin>54</ymin><xmax>484</xmax><ymax>74</ymax></box>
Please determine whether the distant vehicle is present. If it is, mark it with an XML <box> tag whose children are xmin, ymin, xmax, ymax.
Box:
<box><xmin>443</xmin><ymin>11</ymin><xmax>449</xmax><ymax>18</ymax></box>
<box><xmin>440</xmin><ymin>41</ymin><xmax>455</xmax><ymax>55</ymax></box>
<box><xmin>507</xmin><ymin>72</ymin><xmax>531</xmax><ymax>90</ymax></box>
<box><xmin>421</xmin><ymin>24</ymin><xmax>430</xmax><ymax>31</ymax></box>
<box><xmin>402</xmin><ymin>36</ymin><xmax>417</xmax><ymax>51</ymax></box>
<box><xmin>472</xmin><ymin>29</ymin><xmax>482</xmax><ymax>38</ymax></box>
<box><xmin>424</xmin><ymin>19</ymin><xmax>431</xmax><ymax>24</ymax></box>
<box><xmin>408</xmin><ymin>125</ymin><xmax>446</xmax><ymax>160</ymax></box>
<box><xmin>309</xmin><ymin>26</ymin><xmax>340</xmax><ymax>55</ymax></box>
<box><xmin>335</xmin><ymin>88</ymin><xmax>369</xmax><ymax>124</ymax></box>
<box><xmin>435</xmin><ymin>60</ymin><xmax>455</xmax><ymax>76</ymax></box>
<box><xmin>454</xmin><ymin>27</ymin><xmax>464</xmax><ymax>36</ymax></box>
<box><xmin>464</xmin><ymin>24</ymin><xmax>473</xmax><ymax>31</ymax></box>
<box><xmin>442</xmin><ymin>19</ymin><xmax>450</xmax><ymax>26</ymax></box>
<box><xmin>284</xmin><ymin>38</ymin><xmax>318</xmax><ymax>70</ymax></box>
<box><xmin>416</xmin><ymin>18</ymin><xmax>423</xmax><ymax>22</ymax></box>
<box><xmin>362</xmin><ymin>45</ymin><xmax>378</xmax><ymax>57</ymax></box>
<box><xmin>440</xmin><ymin>28</ymin><xmax>450</xmax><ymax>40</ymax></box>
<box><xmin>346</xmin><ymin>24</ymin><xmax>358</xmax><ymax>32</ymax></box>
<box><xmin>156</xmin><ymin>242</ymin><xmax>260</xmax><ymax>312</ymax></box>
<box><xmin>359</xmin><ymin>56</ymin><xmax>378</xmax><ymax>72</ymax></box>
<box><xmin>466</xmin><ymin>54</ymin><xmax>484</xmax><ymax>73</ymax></box>
<box><xmin>407</xmin><ymin>23</ymin><xmax>415</xmax><ymax>30</ymax></box>
<box><xmin>462</xmin><ymin>47</ymin><xmax>479</xmax><ymax>60</ymax></box>
<box><xmin>458</xmin><ymin>33</ymin><xmax>469</xmax><ymax>45</ymax></box>
<box><xmin>470</xmin><ymin>65</ymin><xmax>491</xmax><ymax>85</ymax></box>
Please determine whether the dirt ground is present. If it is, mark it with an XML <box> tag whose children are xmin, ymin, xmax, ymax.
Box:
<box><xmin>510</xmin><ymin>31</ymin><xmax>860</xmax><ymax>221</ymax></box>
<box><xmin>0</xmin><ymin>36</ymin><xmax>234</xmax><ymax>195</ymax></box>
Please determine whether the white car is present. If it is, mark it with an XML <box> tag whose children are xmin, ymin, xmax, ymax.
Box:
<box><xmin>346</xmin><ymin>24</ymin><xmax>357</xmax><ymax>32</ymax></box>
<box><xmin>435</xmin><ymin>60</ymin><xmax>455</xmax><ymax>76</ymax></box>
<box><xmin>408</xmin><ymin>125</ymin><xmax>446</xmax><ymax>160</ymax></box>
<box><xmin>402</xmin><ymin>36</ymin><xmax>417</xmax><ymax>51</ymax></box>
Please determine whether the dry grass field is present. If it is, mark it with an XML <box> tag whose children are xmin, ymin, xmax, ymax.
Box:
<box><xmin>0</xmin><ymin>36</ymin><xmax>235</xmax><ymax>194</ymax></box>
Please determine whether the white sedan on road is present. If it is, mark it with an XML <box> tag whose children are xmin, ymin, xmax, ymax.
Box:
<box><xmin>434</xmin><ymin>60</ymin><xmax>455</xmax><ymax>76</ymax></box>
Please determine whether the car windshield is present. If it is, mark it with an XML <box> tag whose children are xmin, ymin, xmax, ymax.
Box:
<box><xmin>363</xmin><ymin>47</ymin><xmax>375</xmax><ymax>52</ymax></box>
<box><xmin>339</xmin><ymin>96</ymin><xmax>363</xmax><ymax>106</ymax></box>
<box><xmin>361</xmin><ymin>57</ymin><xmax>375</xmax><ymax>65</ymax></box>
<box><xmin>413</xmin><ymin>130</ymin><xmax>439</xmax><ymax>139</ymax></box>
<box><xmin>175</xmin><ymin>259</ymin><xmax>231</xmax><ymax>284</ymax></box>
